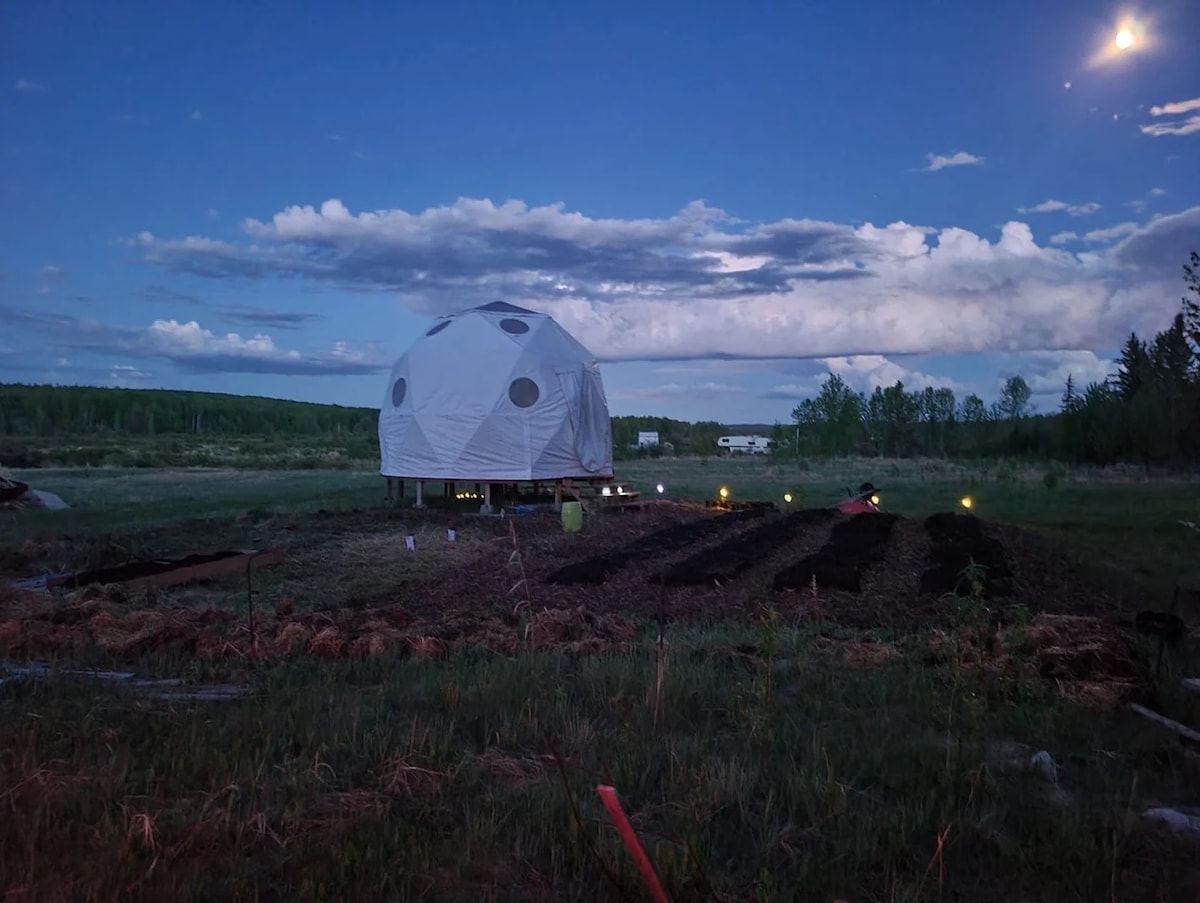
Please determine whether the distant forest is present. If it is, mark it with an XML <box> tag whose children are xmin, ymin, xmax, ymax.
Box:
<box><xmin>780</xmin><ymin>252</ymin><xmax>1200</xmax><ymax>468</ymax></box>
<box><xmin>3</xmin><ymin>252</ymin><xmax>1197</xmax><ymax>469</ymax></box>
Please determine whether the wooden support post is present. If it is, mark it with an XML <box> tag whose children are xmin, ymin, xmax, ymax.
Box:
<box><xmin>554</xmin><ymin>480</ymin><xmax>563</xmax><ymax>505</ymax></box>
<box><xmin>415</xmin><ymin>481</ymin><xmax>425</xmax><ymax>509</ymax></box>
<box><xmin>385</xmin><ymin>477</ymin><xmax>393</xmax><ymax>501</ymax></box>
<box><xmin>482</xmin><ymin>482</ymin><xmax>493</xmax><ymax>513</ymax></box>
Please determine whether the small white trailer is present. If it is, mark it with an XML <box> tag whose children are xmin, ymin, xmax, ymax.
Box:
<box><xmin>716</xmin><ymin>435</ymin><xmax>773</xmax><ymax>455</ymax></box>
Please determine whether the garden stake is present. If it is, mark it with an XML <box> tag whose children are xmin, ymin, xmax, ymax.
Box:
<box><xmin>596</xmin><ymin>784</ymin><xmax>670</xmax><ymax>903</ymax></box>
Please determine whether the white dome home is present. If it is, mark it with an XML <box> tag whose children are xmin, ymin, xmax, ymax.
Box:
<box><xmin>378</xmin><ymin>301</ymin><xmax>614</xmax><ymax>507</ymax></box>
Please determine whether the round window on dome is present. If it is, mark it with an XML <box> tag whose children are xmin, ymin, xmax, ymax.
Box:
<box><xmin>391</xmin><ymin>377</ymin><xmax>408</xmax><ymax>407</ymax></box>
<box><xmin>508</xmin><ymin>377</ymin><xmax>539</xmax><ymax>408</ymax></box>
<box><xmin>499</xmin><ymin>317</ymin><xmax>529</xmax><ymax>335</ymax></box>
<box><xmin>426</xmin><ymin>320</ymin><xmax>451</xmax><ymax>337</ymax></box>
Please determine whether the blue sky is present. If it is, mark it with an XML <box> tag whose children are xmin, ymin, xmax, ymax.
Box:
<box><xmin>2</xmin><ymin>0</ymin><xmax>1199</xmax><ymax>424</ymax></box>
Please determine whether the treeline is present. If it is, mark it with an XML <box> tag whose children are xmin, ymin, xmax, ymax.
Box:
<box><xmin>0</xmin><ymin>385</ymin><xmax>379</xmax><ymax>437</ymax></box>
<box><xmin>0</xmin><ymin>385</ymin><xmax>736</xmax><ymax>460</ymax></box>
<box><xmin>784</xmin><ymin>251</ymin><xmax>1200</xmax><ymax>467</ymax></box>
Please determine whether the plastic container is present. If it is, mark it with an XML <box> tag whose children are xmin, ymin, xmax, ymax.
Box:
<box><xmin>561</xmin><ymin>501</ymin><xmax>583</xmax><ymax>533</ymax></box>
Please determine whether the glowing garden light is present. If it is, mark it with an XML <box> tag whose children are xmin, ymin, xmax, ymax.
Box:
<box><xmin>656</xmin><ymin>483</ymin><xmax>664</xmax><ymax>494</ymax></box>
<box><xmin>783</xmin><ymin>492</ymin><xmax>793</xmax><ymax>504</ymax></box>
<box><xmin>718</xmin><ymin>486</ymin><xmax>729</xmax><ymax>500</ymax></box>
<box><xmin>960</xmin><ymin>496</ymin><xmax>974</xmax><ymax>510</ymax></box>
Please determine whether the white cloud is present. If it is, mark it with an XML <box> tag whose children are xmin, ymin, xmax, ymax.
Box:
<box><xmin>1081</xmin><ymin>222</ymin><xmax>1139</xmax><ymax>243</ymax></box>
<box><xmin>924</xmin><ymin>151</ymin><xmax>984</xmax><ymax>172</ymax></box>
<box><xmin>1141</xmin><ymin>96</ymin><xmax>1200</xmax><ymax>137</ymax></box>
<box><xmin>15</xmin><ymin>78</ymin><xmax>47</xmax><ymax>92</ymax></box>
<box><xmin>1049</xmin><ymin>231</ymin><xmax>1078</xmax><ymax>245</ymax></box>
<box><xmin>1017</xmin><ymin>199</ymin><xmax>1102</xmax><ymax>216</ymax></box>
<box><xmin>1126</xmin><ymin>187</ymin><xmax>1168</xmax><ymax>212</ymax></box>
<box><xmin>207</xmin><ymin>208</ymin><xmax>220</xmax><ymax>219</ymax></box>
<box><xmin>109</xmin><ymin>364</ymin><xmax>155</xmax><ymax>387</ymax></box>
<box><xmin>1009</xmin><ymin>350</ymin><xmax>1117</xmax><ymax>394</ymax></box>
<box><xmin>819</xmin><ymin>355</ymin><xmax>968</xmax><ymax>394</ymax></box>
<box><xmin>0</xmin><ymin>307</ymin><xmax>389</xmax><ymax>376</ymax></box>
<box><xmin>128</xmin><ymin>196</ymin><xmax>1200</xmax><ymax>368</ymax></box>
<box><xmin>190</xmin><ymin>109</ymin><xmax>202</xmax><ymax>121</ymax></box>
<box><xmin>1150</xmin><ymin>98</ymin><xmax>1200</xmax><ymax>117</ymax></box>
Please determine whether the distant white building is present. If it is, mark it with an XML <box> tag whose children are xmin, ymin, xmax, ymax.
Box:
<box><xmin>636</xmin><ymin>431</ymin><xmax>660</xmax><ymax>447</ymax></box>
<box><xmin>717</xmin><ymin>435</ymin><xmax>773</xmax><ymax>455</ymax></box>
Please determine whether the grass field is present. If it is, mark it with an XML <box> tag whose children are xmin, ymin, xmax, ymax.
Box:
<box><xmin>2</xmin><ymin>459</ymin><xmax>1199</xmax><ymax>901</ymax></box>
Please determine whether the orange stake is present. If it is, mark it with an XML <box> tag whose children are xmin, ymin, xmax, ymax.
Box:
<box><xmin>595</xmin><ymin>784</ymin><xmax>670</xmax><ymax>903</ymax></box>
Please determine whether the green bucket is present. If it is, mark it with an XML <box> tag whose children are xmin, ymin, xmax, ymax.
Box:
<box><xmin>560</xmin><ymin>501</ymin><xmax>583</xmax><ymax>533</ymax></box>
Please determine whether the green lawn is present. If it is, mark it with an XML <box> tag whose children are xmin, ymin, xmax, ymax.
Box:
<box><xmin>2</xmin><ymin>461</ymin><xmax>1199</xmax><ymax>901</ymax></box>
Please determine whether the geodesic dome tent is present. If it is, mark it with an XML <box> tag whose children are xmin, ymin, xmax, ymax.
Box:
<box><xmin>378</xmin><ymin>301</ymin><xmax>614</xmax><ymax>483</ymax></box>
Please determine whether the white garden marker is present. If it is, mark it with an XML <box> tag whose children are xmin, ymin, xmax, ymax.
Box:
<box><xmin>447</xmin><ymin>528</ymin><xmax>457</xmax><ymax>542</ymax></box>
<box><xmin>405</xmin><ymin>535</ymin><xmax>416</xmax><ymax>551</ymax></box>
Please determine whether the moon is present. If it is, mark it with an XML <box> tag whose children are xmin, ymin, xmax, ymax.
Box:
<box><xmin>1115</xmin><ymin>28</ymin><xmax>1134</xmax><ymax>49</ymax></box>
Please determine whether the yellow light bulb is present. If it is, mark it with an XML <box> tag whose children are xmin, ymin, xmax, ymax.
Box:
<box><xmin>961</xmin><ymin>496</ymin><xmax>973</xmax><ymax>509</ymax></box>
<box><xmin>719</xmin><ymin>486</ymin><xmax>729</xmax><ymax>499</ymax></box>
<box><xmin>783</xmin><ymin>492</ymin><xmax>793</xmax><ymax>503</ymax></box>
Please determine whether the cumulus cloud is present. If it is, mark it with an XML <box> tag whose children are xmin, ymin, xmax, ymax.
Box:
<box><xmin>1141</xmin><ymin>96</ymin><xmax>1200</xmax><ymax>137</ymax></box>
<box><xmin>1049</xmin><ymin>231</ymin><xmax>1078</xmax><ymax>245</ymax></box>
<box><xmin>0</xmin><ymin>306</ymin><xmax>388</xmax><ymax>376</ymax></box>
<box><xmin>820</xmin><ymin>355</ymin><xmax>968</xmax><ymax>394</ymax></box>
<box><xmin>924</xmin><ymin>151</ymin><xmax>984</xmax><ymax>172</ymax></box>
<box><xmin>129</xmin><ymin>196</ymin><xmax>1200</xmax><ymax>366</ymax></box>
<box><xmin>1017</xmin><ymin>199</ymin><xmax>1102</xmax><ymax>216</ymax></box>
<box><xmin>1006</xmin><ymin>350</ymin><xmax>1117</xmax><ymax>394</ymax></box>
<box><xmin>759</xmin><ymin>356</ymin><xmax>967</xmax><ymax>402</ymax></box>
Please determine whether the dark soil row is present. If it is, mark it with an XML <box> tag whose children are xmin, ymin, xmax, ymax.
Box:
<box><xmin>772</xmin><ymin>512</ymin><xmax>900</xmax><ymax>593</ymax></box>
<box><xmin>653</xmin><ymin>508</ymin><xmax>837</xmax><ymax>587</ymax></box>
<box><xmin>918</xmin><ymin>512</ymin><xmax>1013</xmax><ymax>598</ymax></box>
<box><xmin>542</xmin><ymin>508</ymin><xmax>768</xmax><ymax>586</ymax></box>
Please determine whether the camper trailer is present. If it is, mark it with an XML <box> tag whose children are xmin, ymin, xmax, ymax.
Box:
<box><xmin>716</xmin><ymin>435</ymin><xmax>773</xmax><ymax>455</ymax></box>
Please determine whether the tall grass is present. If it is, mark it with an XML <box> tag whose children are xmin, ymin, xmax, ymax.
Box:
<box><xmin>2</xmin><ymin>630</ymin><xmax>1194</xmax><ymax>902</ymax></box>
